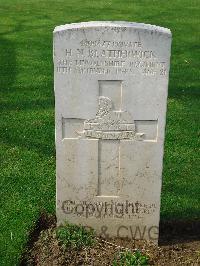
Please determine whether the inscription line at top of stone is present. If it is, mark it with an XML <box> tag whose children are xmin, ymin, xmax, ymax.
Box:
<box><xmin>53</xmin><ymin>21</ymin><xmax>171</xmax><ymax>36</ymax></box>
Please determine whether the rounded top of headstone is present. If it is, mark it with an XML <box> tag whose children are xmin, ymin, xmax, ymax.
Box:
<box><xmin>54</xmin><ymin>21</ymin><xmax>171</xmax><ymax>36</ymax></box>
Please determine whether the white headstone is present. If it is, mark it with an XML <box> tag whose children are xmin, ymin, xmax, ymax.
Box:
<box><xmin>54</xmin><ymin>21</ymin><xmax>172</xmax><ymax>242</ymax></box>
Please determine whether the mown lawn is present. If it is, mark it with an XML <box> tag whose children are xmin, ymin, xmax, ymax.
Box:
<box><xmin>0</xmin><ymin>0</ymin><xmax>199</xmax><ymax>265</ymax></box>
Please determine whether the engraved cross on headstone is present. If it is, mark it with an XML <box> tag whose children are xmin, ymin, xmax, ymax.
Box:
<box><xmin>79</xmin><ymin>80</ymin><xmax>144</xmax><ymax>197</ymax></box>
<box><xmin>63</xmin><ymin>80</ymin><xmax>157</xmax><ymax>197</ymax></box>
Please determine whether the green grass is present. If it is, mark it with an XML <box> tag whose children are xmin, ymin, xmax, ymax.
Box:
<box><xmin>0</xmin><ymin>0</ymin><xmax>199</xmax><ymax>265</ymax></box>
<box><xmin>113</xmin><ymin>250</ymin><xmax>149</xmax><ymax>266</ymax></box>
<box><xmin>56</xmin><ymin>223</ymin><xmax>95</xmax><ymax>249</ymax></box>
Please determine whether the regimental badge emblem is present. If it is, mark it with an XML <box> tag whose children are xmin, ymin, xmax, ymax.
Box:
<box><xmin>78</xmin><ymin>96</ymin><xmax>144</xmax><ymax>140</ymax></box>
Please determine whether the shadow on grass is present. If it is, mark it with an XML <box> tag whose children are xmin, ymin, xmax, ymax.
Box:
<box><xmin>159</xmin><ymin>218</ymin><xmax>200</xmax><ymax>245</ymax></box>
<box><xmin>168</xmin><ymin>85</ymin><xmax>200</xmax><ymax>99</ymax></box>
<box><xmin>0</xmin><ymin>36</ymin><xmax>16</xmax><ymax>93</ymax></box>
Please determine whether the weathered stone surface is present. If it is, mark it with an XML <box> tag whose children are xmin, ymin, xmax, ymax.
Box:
<box><xmin>54</xmin><ymin>21</ymin><xmax>172</xmax><ymax>242</ymax></box>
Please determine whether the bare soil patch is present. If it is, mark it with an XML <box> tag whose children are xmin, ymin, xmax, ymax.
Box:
<box><xmin>20</xmin><ymin>213</ymin><xmax>200</xmax><ymax>265</ymax></box>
